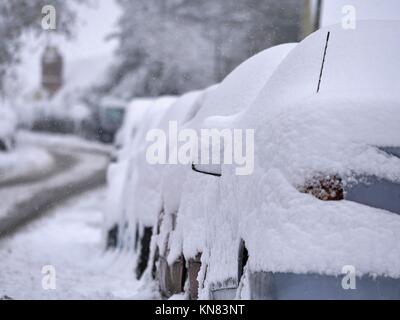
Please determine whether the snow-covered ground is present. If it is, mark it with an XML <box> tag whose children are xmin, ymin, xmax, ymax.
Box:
<box><xmin>18</xmin><ymin>131</ymin><xmax>112</xmax><ymax>154</ymax></box>
<box><xmin>0</xmin><ymin>188</ymin><xmax>159</xmax><ymax>300</ymax></box>
<box><xmin>0</xmin><ymin>145</ymin><xmax>54</xmax><ymax>184</ymax></box>
<box><xmin>0</xmin><ymin>132</ymin><xmax>110</xmax><ymax>222</ymax></box>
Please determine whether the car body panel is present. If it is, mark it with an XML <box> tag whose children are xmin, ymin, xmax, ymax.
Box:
<box><xmin>188</xmin><ymin>253</ymin><xmax>202</xmax><ymax>300</ymax></box>
<box><xmin>210</xmin><ymin>278</ymin><xmax>238</xmax><ymax>300</ymax></box>
<box><xmin>136</xmin><ymin>226</ymin><xmax>153</xmax><ymax>279</ymax></box>
<box><xmin>158</xmin><ymin>255</ymin><xmax>186</xmax><ymax>298</ymax></box>
<box><xmin>249</xmin><ymin>272</ymin><xmax>400</xmax><ymax>300</ymax></box>
<box><xmin>345</xmin><ymin>147</ymin><xmax>400</xmax><ymax>215</ymax></box>
<box><xmin>346</xmin><ymin>178</ymin><xmax>400</xmax><ymax>215</ymax></box>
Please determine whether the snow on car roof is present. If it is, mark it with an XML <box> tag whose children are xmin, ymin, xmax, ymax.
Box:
<box><xmin>244</xmin><ymin>21</ymin><xmax>400</xmax><ymax>186</ymax></box>
<box><xmin>159</xmin><ymin>90</ymin><xmax>204</xmax><ymax>130</ymax></box>
<box><xmin>191</xmin><ymin>43</ymin><xmax>297</xmax><ymax>127</ymax></box>
<box><xmin>116</xmin><ymin>98</ymin><xmax>155</xmax><ymax>154</ymax></box>
<box><xmin>131</xmin><ymin>95</ymin><xmax>177</xmax><ymax>152</ymax></box>
<box><xmin>253</xmin><ymin>20</ymin><xmax>400</xmax><ymax>108</ymax></box>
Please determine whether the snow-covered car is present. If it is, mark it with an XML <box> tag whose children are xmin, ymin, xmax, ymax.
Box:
<box><xmin>104</xmin><ymin>98</ymin><xmax>156</xmax><ymax>248</ymax></box>
<box><xmin>121</xmin><ymin>92</ymin><xmax>206</xmax><ymax>280</ymax></box>
<box><xmin>98</xmin><ymin>97</ymin><xmax>127</xmax><ymax>143</ymax></box>
<box><xmin>0</xmin><ymin>104</ymin><xmax>17</xmax><ymax>151</ymax></box>
<box><xmin>105</xmin><ymin>96</ymin><xmax>177</xmax><ymax>248</ymax></box>
<box><xmin>180</xmin><ymin>21</ymin><xmax>400</xmax><ymax>300</ymax></box>
<box><xmin>154</xmin><ymin>43</ymin><xmax>297</xmax><ymax>299</ymax></box>
<box><xmin>148</xmin><ymin>89</ymin><xmax>212</xmax><ymax>295</ymax></box>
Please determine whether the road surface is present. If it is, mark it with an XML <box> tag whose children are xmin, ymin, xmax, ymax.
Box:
<box><xmin>0</xmin><ymin>133</ymin><xmax>110</xmax><ymax>238</ymax></box>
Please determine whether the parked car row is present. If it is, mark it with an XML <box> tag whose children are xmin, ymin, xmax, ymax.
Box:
<box><xmin>106</xmin><ymin>21</ymin><xmax>400</xmax><ymax>300</ymax></box>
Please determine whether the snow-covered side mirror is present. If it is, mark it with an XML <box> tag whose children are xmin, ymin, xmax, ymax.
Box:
<box><xmin>191</xmin><ymin>163</ymin><xmax>221</xmax><ymax>177</ymax></box>
<box><xmin>191</xmin><ymin>137</ymin><xmax>223</xmax><ymax>177</ymax></box>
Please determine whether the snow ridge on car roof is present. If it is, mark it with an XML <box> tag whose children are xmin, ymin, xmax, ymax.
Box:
<box><xmin>255</xmin><ymin>20</ymin><xmax>400</xmax><ymax>108</ymax></box>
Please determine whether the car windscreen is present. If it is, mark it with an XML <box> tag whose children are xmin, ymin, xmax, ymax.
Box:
<box><xmin>101</xmin><ymin>107</ymin><xmax>125</xmax><ymax>131</ymax></box>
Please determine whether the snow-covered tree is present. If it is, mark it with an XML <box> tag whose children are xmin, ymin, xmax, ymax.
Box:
<box><xmin>97</xmin><ymin>0</ymin><xmax>214</xmax><ymax>99</ymax></box>
<box><xmin>100</xmin><ymin>0</ymin><xmax>305</xmax><ymax>99</ymax></box>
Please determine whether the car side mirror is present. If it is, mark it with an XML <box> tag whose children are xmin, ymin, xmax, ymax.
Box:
<box><xmin>191</xmin><ymin>137</ymin><xmax>224</xmax><ymax>177</ymax></box>
<box><xmin>191</xmin><ymin>163</ymin><xmax>221</xmax><ymax>177</ymax></box>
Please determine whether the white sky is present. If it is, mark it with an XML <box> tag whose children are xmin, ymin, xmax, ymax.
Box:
<box><xmin>321</xmin><ymin>0</ymin><xmax>400</xmax><ymax>26</ymax></box>
<box><xmin>55</xmin><ymin>0</ymin><xmax>121</xmax><ymax>61</ymax></box>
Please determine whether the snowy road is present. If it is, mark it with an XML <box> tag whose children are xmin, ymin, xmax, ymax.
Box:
<box><xmin>0</xmin><ymin>132</ymin><xmax>111</xmax><ymax>238</ymax></box>
<box><xmin>0</xmin><ymin>188</ymin><xmax>159</xmax><ymax>300</ymax></box>
<box><xmin>0</xmin><ymin>150</ymin><xmax>73</xmax><ymax>189</ymax></box>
